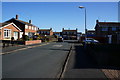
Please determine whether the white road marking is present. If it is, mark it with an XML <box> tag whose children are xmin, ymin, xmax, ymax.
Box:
<box><xmin>53</xmin><ymin>45</ymin><xmax>63</xmax><ymax>47</ymax></box>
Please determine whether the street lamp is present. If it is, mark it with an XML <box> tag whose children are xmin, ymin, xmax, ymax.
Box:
<box><xmin>79</xmin><ymin>6</ymin><xmax>87</xmax><ymax>47</ymax></box>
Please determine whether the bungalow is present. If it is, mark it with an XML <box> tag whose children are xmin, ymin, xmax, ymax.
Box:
<box><xmin>3</xmin><ymin>15</ymin><xmax>38</xmax><ymax>39</ymax></box>
<box><xmin>0</xmin><ymin>22</ymin><xmax>21</xmax><ymax>40</ymax></box>
<box><xmin>38</xmin><ymin>28</ymin><xmax>53</xmax><ymax>36</ymax></box>
<box><xmin>62</xmin><ymin>28</ymin><xmax>77</xmax><ymax>40</ymax></box>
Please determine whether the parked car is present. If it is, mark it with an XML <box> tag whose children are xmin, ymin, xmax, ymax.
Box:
<box><xmin>58</xmin><ymin>36</ymin><xmax>63</xmax><ymax>42</ymax></box>
<box><xmin>82</xmin><ymin>38</ymin><xmax>99</xmax><ymax>44</ymax></box>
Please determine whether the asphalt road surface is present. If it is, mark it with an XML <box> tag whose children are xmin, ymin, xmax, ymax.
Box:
<box><xmin>2</xmin><ymin>42</ymin><xmax>72</xmax><ymax>79</ymax></box>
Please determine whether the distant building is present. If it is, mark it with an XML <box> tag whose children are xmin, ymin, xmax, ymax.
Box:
<box><xmin>95</xmin><ymin>20</ymin><xmax>120</xmax><ymax>44</ymax></box>
<box><xmin>87</xmin><ymin>30</ymin><xmax>95</xmax><ymax>35</ymax></box>
<box><xmin>77</xmin><ymin>32</ymin><xmax>82</xmax><ymax>40</ymax></box>
<box><xmin>86</xmin><ymin>30</ymin><xmax>96</xmax><ymax>37</ymax></box>
<box><xmin>53</xmin><ymin>32</ymin><xmax>61</xmax><ymax>37</ymax></box>
<box><xmin>38</xmin><ymin>28</ymin><xmax>53</xmax><ymax>36</ymax></box>
<box><xmin>62</xmin><ymin>28</ymin><xmax>77</xmax><ymax>40</ymax></box>
<box><xmin>0</xmin><ymin>22</ymin><xmax>21</xmax><ymax>40</ymax></box>
<box><xmin>3</xmin><ymin>15</ymin><xmax>38</xmax><ymax>38</ymax></box>
<box><xmin>53</xmin><ymin>32</ymin><xmax>61</xmax><ymax>36</ymax></box>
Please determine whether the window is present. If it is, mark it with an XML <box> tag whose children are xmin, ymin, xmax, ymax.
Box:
<box><xmin>32</xmin><ymin>27</ymin><xmax>33</xmax><ymax>30</ymax></box>
<box><xmin>4</xmin><ymin>29</ymin><xmax>11</xmax><ymax>39</ymax></box>
<box><xmin>74</xmin><ymin>32</ymin><xmax>76</xmax><ymax>34</ymax></box>
<box><xmin>112</xmin><ymin>27</ymin><xmax>116</xmax><ymax>31</ymax></box>
<box><xmin>47</xmin><ymin>31</ymin><xmax>50</xmax><ymax>34</ymax></box>
<box><xmin>33</xmin><ymin>27</ymin><xmax>35</xmax><ymax>30</ymax></box>
<box><xmin>29</xmin><ymin>26</ymin><xmax>31</xmax><ymax>29</ymax></box>
<box><xmin>25</xmin><ymin>25</ymin><xmax>28</xmax><ymax>29</ymax></box>
<box><xmin>102</xmin><ymin>27</ymin><xmax>108</xmax><ymax>31</ymax></box>
<box><xmin>14</xmin><ymin>32</ymin><xmax>18</xmax><ymax>36</ymax></box>
<box><xmin>35</xmin><ymin>27</ymin><xmax>37</xmax><ymax>30</ymax></box>
<box><xmin>67</xmin><ymin>32</ymin><xmax>69</xmax><ymax>34</ymax></box>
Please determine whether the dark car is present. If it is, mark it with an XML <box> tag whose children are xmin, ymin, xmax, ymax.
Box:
<box><xmin>58</xmin><ymin>37</ymin><xmax>63</xmax><ymax>42</ymax></box>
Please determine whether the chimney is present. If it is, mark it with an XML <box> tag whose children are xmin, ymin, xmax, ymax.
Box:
<box><xmin>50</xmin><ymin>28</ymin><xmax>52</xmax><ymax>30</ymax></box>
<box><xmin>96</xmin><ymin>20</ymin><xmax>99</xmax><ymax>23</ymax></box>
<box><xmin>76</xmin><ymin>28</ymin><xmax>78</xmax><ymax>30</ymax></box>
<box><xmin>16</xmin><ymin>15</ymin><xmax>18</xmax><ymax>19</ymax></box>
<box><xmin>62</xmin><ymin>28</ymin><xmax>64</xmax><ymax>31</ymax></box>
<box><xmin>29</xmin><ymin>20</ymin><xmax>32</xmax><ymax>24</ymax></box>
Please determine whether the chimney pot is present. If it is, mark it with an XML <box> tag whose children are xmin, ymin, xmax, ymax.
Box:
<box><xmin>96</xmin><ymin>20</ymin><xmax>99</xmax><ymax>23</ymax></box>
<box><xmin>62</xmin><ymin>28</ymin><xmax>64</xmax><ymax>31</ymax></box>
<box><xmin>16</xmin><ymin>15</ymin><xmax>18</xmax><ymax>19</ymax></box>
<box><xmin>50</xmin><ymin>28</ymin><xmax>52</xmax><ymax>30</ymax></box>
<box><xmin>29</xmin><ymin>20</ymin><xmax>32</xmax><ymax>24</ymax></box>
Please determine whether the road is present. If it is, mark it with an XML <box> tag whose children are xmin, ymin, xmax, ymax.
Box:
<box><xmin>2</xmin><ymin>42</ymin><xmax>72</xmax><ymax>79</ymax></box>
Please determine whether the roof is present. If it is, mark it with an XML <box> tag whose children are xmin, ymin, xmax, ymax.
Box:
<box><xmin>38</xmin><ymin>29</ymin><xmax>52</xmax><ymax>31</ymax></box>
<box><xmin>97</xmin><ymin>22</ymin><xmax>120</xmax><ymax>26</ymax></box>
<box><xmin>3</xmin><ymin>18</ymin><xmax>38</xmax><ymax>31</ymax></box>
<box><xmin>0</xmin><ymin>22</ymin><xmax>21</xmax><ymax>31</ymax></box>
<box><xmin>87</xmin><ymin>30</ymin><xmax>95</xmax><ymax>32</ymax></box>
<box><xmin>95</xmin><ymin>21</ymin><xmax>120</xmax><ymax>29</ymax></box>
<box><xmin>15</xmin><ymin>19</ymin><xmax>35</xmax><ymax>26</ymax></box>
<box><xmin>0</xmin><ymin>22</ymin><xmax>12</xmax><ymax>27</ymax></box>
<box><xmin>98</xmin><ymin>22</ymin><xmax>120</xmax><ymax>24</ymax></box>
<box><xmin>4</xmin><ymin>18</ymin><xmax>37</xmax><ymax>27</ymax></box>
<box><xmin>0</xmin><ymin>22</ymin><xmax>13</xmax><ymax>28</ymax></box>
<box><xmin>63</xmin><ymin>30</ymin><xmax>77</xmax><ymax>32</ymax></box>
<box><xmin>53</xmin><ymin>32</ymin><xmax>60</xmax><ymax>33</ymax></box>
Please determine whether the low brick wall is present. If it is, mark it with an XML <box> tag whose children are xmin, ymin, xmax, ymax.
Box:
<box><xmin>25</xmin><ymin>40</ymin><xmax>42</xmax><ymax>45</ymax></box>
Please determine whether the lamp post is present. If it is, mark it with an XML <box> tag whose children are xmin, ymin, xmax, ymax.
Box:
<box><xmin>79</xmin><ymin>6</ymin><xmax>87</xmax><ymax>47</ymax></box>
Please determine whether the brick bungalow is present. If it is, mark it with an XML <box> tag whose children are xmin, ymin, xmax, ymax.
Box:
<box><xmin>3</xmin><ymin>15</ymin><xmax>38</xmax><ymax>39</ymax></box>
<box><xmin>62</xmin><ymin>28</ymin><xmax>77</xmax><ymax>40</ymax></box>
<box><xmin>95</xmin><ymin>20</ymin><xmax>120</xmax><ymax>44</ymax></box>
<box><xmin>38</xmin><ymin>28</ymin><xmax>53</xmax><ymax>36</ymax></box>
<box><xmin>0</xmin><ymin>22</ymin><xmax>21</xmax><ymax>40</ymax></box>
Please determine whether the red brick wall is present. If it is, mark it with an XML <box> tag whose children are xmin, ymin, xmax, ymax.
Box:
<box><xmin>50</xmin><ymin>30</ymin><xmax>53</xmax><ymax>36</ymax></box>
<box><xmin>25</xmin><ymin>40</ymin><xmax>41</xmax><ymax>45</ymax></box>
<box><xmin>0</xmin><ymin>24</ymin><xmax>20</xmax><ymax>40</ymax></box>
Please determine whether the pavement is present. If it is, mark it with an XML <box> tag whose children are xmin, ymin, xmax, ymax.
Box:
<box><xmin>62</xmin><ymin>44</ymin><xmax>108</xmax><ymax>80</ymax></box>
<box><xmin>1</xmin><ymin>42</ymin><xmax>51</xmax><ymax>54</ymax></box>
<box><xmin>2</xmin><ymin>42</ymin><xmax>72</xmax><ymax>79</ymax></box>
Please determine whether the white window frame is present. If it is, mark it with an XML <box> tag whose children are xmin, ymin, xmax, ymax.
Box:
<box><xmin>32</xmin><ymin>26</ymin><xmax>34</xmax><ymax>30</ymax></box>
<box><xmin>29</xmin><ymin>26</ymin><xmax>31</xmax><ymax>29</ymax></box>
<box><xmin>4</xmin><ymin>29</ymin><xmax>11</xmax><ymax>39</ymax></box>
<box><xmin>25</xmin><ymin>25</ymin><xmax>28</xmax><ymax>29</ymax></box>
